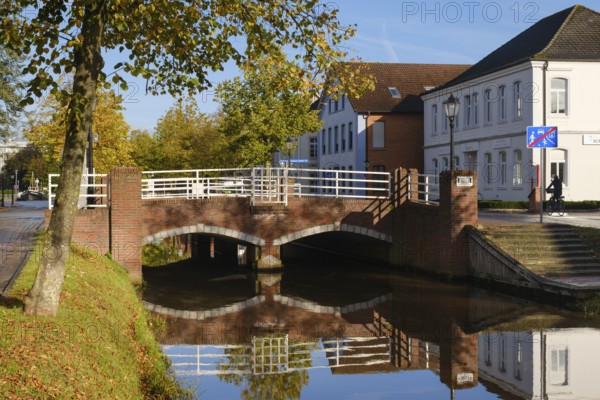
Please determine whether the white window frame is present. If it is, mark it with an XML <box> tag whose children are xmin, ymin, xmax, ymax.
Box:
<box><xmin>473</xmin><ymin>92</ymin><xmax>479</xmax><ymax>126</ymax></box>
<box><xmin>550</xmin><ymin>78</ymin><xmax>567</xmax><ymax>115</ymax></box>
<box><xmin>499</xmin><ymin>151</ymin><xmax>507</xmax><ymax>186</ymax></box>
<box><xmin>464</xmin><ymin>95</ymin><xmax>472</xmax><ymax>127</ymax></box>
<box><xmin>484</xmin><ymin>89</ymin><xmax>493</xmax><ymax>124</ymax></box>
<box><xmin>498</xmin><ymin>85</ymin><xmax>507</xmax><ymax>122</ymax></box>
<box><xmin>513</xmin><ymin>81</ymin><xmax>523</xmax><ymax>119</ymax></box>
<box><xmin>485</xmin><ymin>152</ymin><xmax>493</xmax><ymax>185</ymax></box>
<box><xmin>513</xmin><ymin>150</ymin><xmax>523</xmax><ymax>186</ymax></box>
<box><xmin>550</xmin><ymin>149</ymin><xmax>567</xmax><ymax>186</ymax></box>
<box><xmin>432</xmin><ymin>104</ymin><xmax>438</xmax><ymax>135</ymax></box>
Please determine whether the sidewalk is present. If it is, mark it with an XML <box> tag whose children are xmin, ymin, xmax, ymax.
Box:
<box><xmin>0</xmin><ymin>201</ymin><xmax>45</xmax><ymax>295</ymax></box>
<box><xmin>479</xmin><ymin>209</ymin><xmax>600</xmax><ymax>229</ymax></box>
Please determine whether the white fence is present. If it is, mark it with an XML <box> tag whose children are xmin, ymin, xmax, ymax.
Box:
<box><xmin>407</xmin><ymin>173</ymin><xmax>439</xmax><ymax>205</ymax></box>
<box><xmin>163</xmin><ymin>336</ymin><xmax>391</xmax><ymax>377</ymax></box>
<box><xmin>48</xmin><ymin>173</ymin><xmax>108</xmax><ymax>209</ymax></box>
<box><xmin>48</xmin><ymin>168</ymin><xmax>450</xmax><ymax>208</ymax></box>
<box><xmin>141</xmin><ymin>167</ymin><xmax>392</xmax><ymax>205</ymax></box>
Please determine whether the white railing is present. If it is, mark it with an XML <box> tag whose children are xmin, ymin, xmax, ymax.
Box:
<box><xmin>142</xmin><ymin>167</ymin><xmax>391</xmax><ymax>203</ymax></box>
<box><xmin>163</xmin><ymin>336</ymin><xmax>391</xmax><ymax>377</ymax></box>
<box><xmin>48</xmin><ymin>167</ymin><xmax>393</xmax><ymax>209</ymax></box>
<box><xmin>48</xmin><ymin>173</ymin><xmax>109</xmax><ymax>209</ymax></box>
<box><xmin>407</xmin><ymin>173</ymin><xmax>439</xmax><ymax>205</ymax></box>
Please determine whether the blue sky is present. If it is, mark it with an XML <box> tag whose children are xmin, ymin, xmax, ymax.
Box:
<box><xmin>118</xmin><ymin>1</ymin><xmax>599</xmax><ymax>132</ymax></box>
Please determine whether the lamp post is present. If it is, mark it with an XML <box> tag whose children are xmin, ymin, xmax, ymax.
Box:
<box><xmin>11</xmin><ymin>172</ymin><xmax>15</xmax><ymax>206</ymax></box>
<box><xmin>285</xmin><ymin>137</ymin><xmax>295</xmax><ymax>168</ymax></box>
<box><xmin>443</xmin><ymin>94</ymin><xmax>460</xmax><ymax>170</ymax></box>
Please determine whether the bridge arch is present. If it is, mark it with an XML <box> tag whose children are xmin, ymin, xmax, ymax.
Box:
<box><xmin>274</xmin><ymin>223</ymin><xmax>393</xmax><ymax>246</ymax></box>
<box><xmin>143</xmin><ymin>224</ymin><xmax>265</xmax><ymax>246</ymax></box>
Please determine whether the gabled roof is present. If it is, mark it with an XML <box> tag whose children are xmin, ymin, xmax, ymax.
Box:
<box><xmin>338</xmin><ymin>63</ymin><xmax>470</xmax><ymax>114</ymax></box>
<box><xmin>437</xmin><ymin>5</ymin><xmax>600</xmax><ymax>91</ymax></box>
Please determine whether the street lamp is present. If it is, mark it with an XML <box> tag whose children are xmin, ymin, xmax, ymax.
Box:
<box><xmin>1</xmin><ymin>172</ymin><xmax>4</xmax><ymax>207</ymax></box>
<box><xmin>443</xmin><ymin>94</ymin><xmax>460</xmax><ymax>170</ymax></box>
<box><xmin>10</xmin><ymin>172</ymin><xmax>15</xmax><ymax>206</ymax></box>
<box><xmin>285</xmin><ymin>137</ymin><xmax>295</xmax><ymax>168</ymax></box>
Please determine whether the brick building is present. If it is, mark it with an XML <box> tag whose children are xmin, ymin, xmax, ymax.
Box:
<box><xmin>317</xmin><ymin>63</ymin><xmax>470</xmax><ymax>177</ymax></box>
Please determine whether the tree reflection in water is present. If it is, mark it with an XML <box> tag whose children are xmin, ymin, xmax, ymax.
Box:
<box><xmin>218</xmin><ymin>333</ymin><xmax>316</xmax><ymax>400</ymax></box>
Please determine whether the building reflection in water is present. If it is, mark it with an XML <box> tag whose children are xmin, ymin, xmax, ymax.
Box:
<box><xmin>147</xmin><ymin>267</ymin><xmax>600</xmax><ymax>400</ymax></box>
<box><xmin>479</xmin><ymin>328</ymin><xmax>600</xmax><ymax>399</ymax></box>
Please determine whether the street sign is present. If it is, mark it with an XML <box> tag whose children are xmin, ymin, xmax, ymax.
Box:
<box><xmin>527</xmin><ymin>126</ymin><xmax>558</xmax><ymax>148</ymax></box>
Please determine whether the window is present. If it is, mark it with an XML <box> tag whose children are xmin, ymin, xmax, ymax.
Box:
<box><xmin>341</xmin><ymin>124</ymin><xmax>346</xmax><ymax>152</ymax></box>
<box><xmin>372</xmin><ymin>121</ymin><xmax>385</xmax><ymax>148</ymax></box>
<box><xmin>443</xmin><ymin>111</ymin><xmax>449</xmax><ymax>132</ymax></box>
<box><xmin>310</xmin><ymin>137</ymin><xmax>317</xmax><ymax>158</ymax></box>
<box><xmin>334</xmin><ymin>126</ymin><xmax>339</xmax><ymax>153</ymax></box>
<box><xmin>551</xmin><ymin>78</ymin><xmax>567</xmax><ymax>114</ymax></box>
<box><xmin>348</xmin><ymin>122</ymin><xmax>353</xmax><ymax>150</ymax></box>
<box><xmin>334</xmin><ymin>97</ymin><xmax>339</xmax><ymax>112</ymax></box>
<box><xmin>513</xmin><ymin>81</ymin><xmax>522</xmax><ymax>119</ymax></box>
<box><xmin>485</xmin><ymin>153</ymin><xmax>493</xmax><ymax>185</ymax></box>
<box><xmin>328</xmin><ymin>99</ymin><xmax>332</xmax><ymax>114</ymax></box>
<box><xmin>498</xmin><ymin>85</ymin><xmax>506</xmax><ymax>121</ymax></box>
<box><xmin>484</xmin><ymin>89</ymin><xmax>493</xmax><ymax>123</ymax></box>
<box><xmin>473</xmin><ymin>93</ymin><xmax>479</xmax><ymax>125</ymax></box>
<box><xmin>432</xmin><ymin>159</ymin><xmax>439</xmax><ymax>184</ymax></box>
<box><xmin>550</xmin><ymin>149</ymin><xmax>567</xmax><ymax>185</ymax></box>
<box><xmin>432</xmin><ymin>105</ymin><xmax>438</xmax><ymax>134</ymax></box>
<box><xmin>341</xmin><ymin>95</ymin><xmax>345</xmax><ymax>110</ymax></box>
<box><xmin>442</xmin><ymin>157</ymin><xmax>449</xmax><ymax>171</ymax></box>
<box><xmin>513</xmin><ymin>150</ymin><xmax>522</xmax><ymax>186</ymax></box>
<box><xmin>499</xmin><ymin>151</ymin><xmax>507</xmax><ymax>185</ymax></box>
<box><xmin>485</xmin><ymin>335</ymin><xmax>492</xmax><ymax>366</ymax></box>
<box><xmin>321</xmin><ymin>129</ymin><xmax>326</xmax><ymax>155</ymax></box>
<box><xmin>549</xmin><ymin>347</ymin><xmax>569</xmax><ymax>386</ymax></box>
<box><xmin>388</xmin><ymin>87</ymin><xmax>401</xmax><ymax>98</ymax></box>
<box><xmin>454</xmin><ymin>156</ymin><xmax>460</xmax><ymax>170</ymax></box>
<box><xmin>514</xmin><ymin>341</ymin><xmax>522</xmax><ymax>380</ymax></box>
<box><xmin>327</xmin><ymin>127</ymin><xmax>332</xmax><ymax>154</ymax></box>
<box><xmin>499</xmin><ymin>334</ymin><xmax>506</xmax><ymax>372</ymax></box>
<box><xmin>464</xmin><ymin>95</ymin><xmax>471</xmax><ymax>127</ymax></box>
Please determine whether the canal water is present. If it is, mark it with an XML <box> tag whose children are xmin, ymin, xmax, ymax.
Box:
<box><xmin>143</xmin><ymin>255</ymin><xmax>600</xmax><ymax>400</ymax></box>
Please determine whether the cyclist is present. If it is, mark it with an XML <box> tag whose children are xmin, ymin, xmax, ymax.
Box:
<box><xmin>546</xmin><ymin>174</ymin><xmax>563</xmax><ymax>207</ymax></box>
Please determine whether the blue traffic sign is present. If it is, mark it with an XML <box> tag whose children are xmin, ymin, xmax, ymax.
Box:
<box><xmin>527</xmin><ymin>126</ymin><xmax>558</xmax><ymax>148</ymax></box>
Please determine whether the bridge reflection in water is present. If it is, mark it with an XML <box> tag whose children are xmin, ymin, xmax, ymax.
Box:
<box><xmin>145</xmin><ymin>261</ymin><xmax>600</xmax><ymax>400</ymax></box>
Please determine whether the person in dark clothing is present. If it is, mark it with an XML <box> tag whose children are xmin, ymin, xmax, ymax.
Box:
<box><xmin>546</xmin><ymin>174</ymin><xmax>562</xmax><ymax>205</ymax></box>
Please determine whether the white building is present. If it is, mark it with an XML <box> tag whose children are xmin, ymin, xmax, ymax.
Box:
<box><xmin>479</xmin><ymin>328</ymin><xmax>600</xmax><ymax>399</ymax></box>
<box><xmin>422</xmin><ymin>5</ymin><xmax>600</xmax><ymax>202</ymax></box>
<box><xmin>0</xmin><ymin>139</ymin><xmax>27</xmax><ymax>171</ymax></box>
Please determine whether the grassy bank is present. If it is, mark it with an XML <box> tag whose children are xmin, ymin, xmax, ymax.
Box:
<box><xmin>0</xmin><ymin>236</ymin><xmax>192</xmax><ymax>399</ymax></box>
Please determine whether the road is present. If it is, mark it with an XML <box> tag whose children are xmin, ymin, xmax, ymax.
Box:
<box><xmin>479</xmin><ymin>210</ymin><xmax>600</xmax><ymax>229</ymax></box>
<box><xmin>0</xmin><ymin>200</ymin><xmax>46</xmax><ymax>295</ymax></box>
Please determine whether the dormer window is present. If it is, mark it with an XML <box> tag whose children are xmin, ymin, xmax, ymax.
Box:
<box><xmin>388</xmin><ymin>87</ymin><xmax>401</xmax><ymax>98</ymax></box>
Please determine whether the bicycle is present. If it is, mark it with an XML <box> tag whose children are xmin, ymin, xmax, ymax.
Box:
<box><xmin>546</xmin><ymin>194</ymin><xmax>565</xmax><ymax>216</ymax></box>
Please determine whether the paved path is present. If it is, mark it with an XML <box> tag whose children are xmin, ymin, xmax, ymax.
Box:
<box><xmin>479</xmin><ymin>210</ymin><xmax>600</xmax><ymax>229</ymax></box>
<box><xmin>0</xmin><ymin>200</ymin><xmax>45</xmax><ymax>295</ymax></box>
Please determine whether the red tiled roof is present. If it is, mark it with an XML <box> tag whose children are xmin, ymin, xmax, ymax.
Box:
<box><xmin>339</xmin><ymin>63</ymin><xmax>470</xmax><ymax>113</ymax></box>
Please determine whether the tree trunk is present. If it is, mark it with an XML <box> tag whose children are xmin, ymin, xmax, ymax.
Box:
<box><xmin>24</xmin><ymin>1</ymin><xmax>105</xmax><ymax>316</ymax></box>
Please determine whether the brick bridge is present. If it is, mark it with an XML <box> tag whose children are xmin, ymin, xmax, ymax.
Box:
<box><xmin>53</xmin><ymin>167</ymin><xmax>478</xmax><ymax>283</ymax></box>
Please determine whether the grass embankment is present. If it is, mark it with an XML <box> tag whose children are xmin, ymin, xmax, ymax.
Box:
<box><xmin>0</xmin><ymin>235</ymin><xmax>193</xmax><ymax>399</ymax></box>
